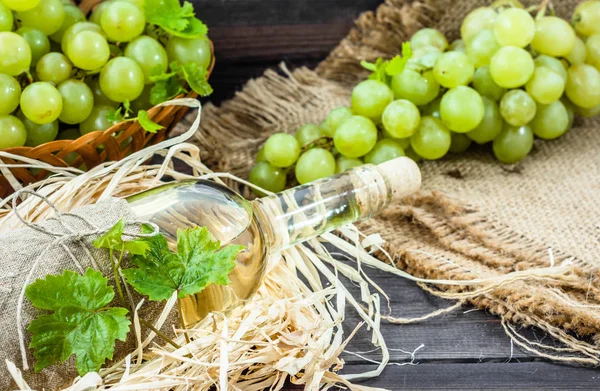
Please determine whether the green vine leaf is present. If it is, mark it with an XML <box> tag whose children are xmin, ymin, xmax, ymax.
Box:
<box><xmin>122</xmin><ymin>227</ymin><xmax>244</xmax><ymax>301</ymax></box>
<box><xmin>93</xmin><ymin>219</ymin><xmax>149</xmax><ymax>256</ymax></box>
<box><xmin>144</xmin><ymin>0</ymin><xmax>208</xmax><ymax>39</ymax></box>
<box><xmin>25</xmin><ymin>269</ymin><xmax>130</xmax><ymax>375</ymax></box>
<box><xmin>138</xmin><ymin>110</ymin><xmax>164</xmax><ymax>133</ymax></box>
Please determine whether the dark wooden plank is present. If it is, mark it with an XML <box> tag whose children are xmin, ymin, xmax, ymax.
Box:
<box><xmin>333</xmin><ymin>362</ymin><xmax>600</xmax><ymax>390</ymax></box>
<box><xmin>327</xmin><ymin>257</ymin><xmax>532</xmax><ymax>362</ymax></box>
<box><xmin>192</xmin><ymin>0</ymin><xmax>381</xmax><ymax>103</ymax></box>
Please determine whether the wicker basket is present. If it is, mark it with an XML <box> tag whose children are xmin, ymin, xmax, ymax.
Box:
<box><xmin>0</xmin><ymin>0</ymin><xmax>215</xmax><ymax>197</ymax></box>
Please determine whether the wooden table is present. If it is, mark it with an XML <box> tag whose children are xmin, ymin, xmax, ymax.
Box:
<box><xmin>194</xmin><ymin>1</ymin><xmax>600</xmax><ymax>389</ymax></box>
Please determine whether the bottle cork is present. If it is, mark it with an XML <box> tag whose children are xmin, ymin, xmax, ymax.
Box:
<box><xmin>376</xmin><ymin>157</ymin><xmax>422</xmax><ymax>201</ymax></box>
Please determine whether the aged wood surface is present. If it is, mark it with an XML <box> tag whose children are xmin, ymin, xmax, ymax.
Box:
<box><xmin>192</xmin><ymin>0</ymin><xmax>600</xmax><ymax>389</ymax></box>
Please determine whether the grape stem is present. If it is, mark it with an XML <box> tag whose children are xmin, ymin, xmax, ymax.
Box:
<box><xmin>300</xmin><ymin>136</ymin><xmax>334</xmax><ymax>154</ymax></box>
<box><xmin>535</xmin><ymin>0</ymin><xmax>552</xmax><ymax>19</ymax></box>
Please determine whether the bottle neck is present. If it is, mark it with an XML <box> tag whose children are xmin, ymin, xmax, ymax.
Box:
<box><xmin>251</xmin><ymin>164</ymin><xmax>393</xmax><ymax>254</ymax></box>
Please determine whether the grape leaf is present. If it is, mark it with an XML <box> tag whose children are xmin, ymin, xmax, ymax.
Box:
<box><xmin>122</xmin><ymin>227</ymin><xmax>244</xmax><ymax>301</ymax></box>
<box><xmin>171</xmin><ymin>61</ymin><xmax>213</xmax><ymax>97</ymax></box>
<box><xmin>106</xmin><ymin>107</ymin><xmax>124</xmax><ymax>123</ymax></box>
<box><xmin>361</xmin><ymin>42</ymin><xmax>413</xmax><ymax>83</ymax></box>
<box><xmin>144</xmin><ymin>0</ymin><xmax>208</xmax><ymax>38</ymax></box>
<box><xmin>138</xmin><ymin>110</ymin><xmax>164</xmax><ymax>133</ymax></box>
<box><xmin>25</xmin><ymin>269</ymin><xmax>130</xmax><ymax>375</ymax></box>
<box><xmin>149</xmin><ymin>66</ymin><xmax>189</xmax><ymax>105</ymax></box>
<box><xmin>93</xmin><ymin>219</ymin><xmax>149</xmax><ymax>256</ymax></box>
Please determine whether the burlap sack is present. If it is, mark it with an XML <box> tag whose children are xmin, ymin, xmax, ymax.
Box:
<box><xmin>0</xmin><ymin>197</ymin><xmax>140</xmax><ymax>390</ymax></box>
<box><xmin>181</xmin><ymin>0</ymin><xmax>600</xmax><ymax>363</ymax></box>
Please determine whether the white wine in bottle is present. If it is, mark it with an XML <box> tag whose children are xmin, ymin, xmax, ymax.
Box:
<box><xmin>127</xmin><ymin>157</ymin><xmax>421</xmax><ymax>327</ymax></box>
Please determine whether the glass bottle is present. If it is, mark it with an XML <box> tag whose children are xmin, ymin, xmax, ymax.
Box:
<box><xmin>126</xmin><ymin>157</ymin><xmax>421</xmax><ymax>327</ymax></box>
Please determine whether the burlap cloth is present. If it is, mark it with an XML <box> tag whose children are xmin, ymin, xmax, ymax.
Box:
<box><xmin>177</xmin><ymin>0</ymin><xmax>600</xmax><ymax>363</ymax></box>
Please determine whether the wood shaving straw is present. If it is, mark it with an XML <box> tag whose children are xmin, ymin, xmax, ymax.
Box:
<box><xmin>0</xmin><ymin>99</ymin><xmax>576</xmax><ymax>390</ymax></box>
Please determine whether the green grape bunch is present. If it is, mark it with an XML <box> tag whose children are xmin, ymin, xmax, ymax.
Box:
<box><xmin>0</xmin><ymin>0</ymin><xmax>213</xmax><ymax>151</ymax></box>
<box><xmin>250</xmin><ymin>0</ymin><xmax>600</xmax><ymax>193</ymax></box>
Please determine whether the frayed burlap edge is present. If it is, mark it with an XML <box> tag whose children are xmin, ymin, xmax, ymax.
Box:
<box><xmin>177</xmin><ymin>0</ymin><xmax>600</xmax><ymax>365</ymax></box>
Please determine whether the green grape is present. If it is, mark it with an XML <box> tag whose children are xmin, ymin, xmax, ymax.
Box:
<box><xmin>466</xmin><ymin>29</ymin><xmax>500</xmax><ymax>67</ymax></box>
<box><xmin>472</xmin><ymin>66</ymin><xmax>506</xmax><ymax>101</ymax></box>
<box><xmin>525</xmin><ymin>66</ymin><xmax>565</xmax><ymax>105</ymax></box>
<box><xmin>572</xmin><ymin>0</ymin><xmax>600</xmax><ymax>37</ymax></box>
<box><xmin>351</xmin><ymin>80</ymin><xmax>393</xmax><ymax>122</ymax></box>
<box><xmin>562</xmin><ymin>98</ymin><xmax>576</xmax><ymax>129</ymax></box>
<box><xmin>493</xmin><ymin>8</ymin><xmax>534</xmax><ymax>48</ymax></box>
<box><xmin>57</xmin><ymin>127</ymin><xmax>81</xmax><ymax>140</ymax></box>
<box><xmin>499</xmin><ymin>90</ymin><xmax>536</xmax><ymax>127</ymax></box>
<box><xmin>3</xmin><ymin>0</ymin><xmax>40</xmax><ymax>12</ymax></box>
<box><xmin>406</xmin><ymin>50</ymin><xmax>442</xmax><ymax>71</ymax></box>
<box><xmin>449</xmin><ymin>39</ymin><xmax>467</xmax><ymax>53</ymax></box>
<box><xmin>295</xmin><ymin>148</ymin><xmax>336</xmax><ymax>185</ymax></box>
<box><xmin>99</xmin><ymin>57</ymin><xmax>145</xmax><ymax>102</ymax></box>
<box><xmin>489</xmin><ymin>46</ymin><xmax>534</xmax><ymax>88</ymax></box>
<box><xmin>364</xmin><ymin>139</ymin><xmax>405</xmax><ymax>165</ymax></box>
<box><xmin>566</xmin><ymin>37</ymin><xmax>587</xmax><ymax>66</ymax></box>
<box><xmin>565</xmin><ymin>64</ymin><xmax>600</xmax><ymax>109</ymax></box>
<box><xmin>249</xmin><ymin>161</ymin><xmax>287</xmax><ymax>195</ymax></box>
<box><xmin>576</xmin><ymin>103</ymin><xmax>600</xmax><ymax>117</ymax></box>
<box><xmin>530</xmin><ymin>100</ymin><xmax>569</xmax><ymax>140</ymax></box>
<box><xmin>295</xmin><ymin>124</ymin><xmax>324</xmax><ymax>147</ymax></box>
<box><xmin>534</xmin><ymin>55</ymin><xmax>567</xmax><ymax>82</ymax></box>
<box><xmin>467</xmin><ymin>96</ymin><xmax>503</xmax><ymax>144</ymax></box>
<box><xmin>256</xmin><ymin>147</ymin><xmax>267</xmax><ymax>162</ymax></box>
<box><xmin>381</xmin><ymin>129</ymin><xmax>410</xmax><ymax>148</ymax></box>
<box><xmin>530</xmin><ymin>16</ymin><xmax>575</xmax><ymax>57</ymax></box>
<box><xmin>166</xmin><ymin>36</ymin><xmax>212</xmax><ymax>69</ymax></box>
<box><xmin>586</xmin><ymin>34</ymin><xmax>600</xmax><ymax>70</ymax></box>
<box><xmin>49</xmin><ymin>4</ymin><xmax>85</xmax><ymax>43</ymax></box>
<box><xmin>411</xmin><ymin>45</ymin><xmax>441</xmax><ymax>59</ymax></box>
<box><xmin>334</xmin><ymin>115</ymin><xmax>378</xmax><ymax>158</ymax></box>
<box><xmin>391</xmin><ymin>70</ymin><xmax>440</xmax><ymax>106</ymax></box>
<box><xmin>0</xmin><ymin>32</ymin><xmax>32</xmax><ymax>76</ymax></box>
<box><xmin>101</xmin><ymin>1</ymin><xmax>145</xmax><ymax>42</ymax></box>
<box><xmin>493</xmin><ymin>124</ymin><xmax>533</xmax><ymax>164</ymax></box>
<box><xmin>0</xmin><ymin>115</ymin><xmax>27</xmax><ymax>148</ymax></box>
<box><xmin>16</xmin><ymin>111</ymin><xmax>59</xmax><ymax>147</ymax></box>
<box><xmin>0</xmin><ymin>1</ymin><xmax>13</xmax><ymax>32</ymax></box>
<box><xmin>130</xmin><ymin>84</ymin><xmax>153</xmax><ymax>112</ymax></box>
<box><xmin>61</xmin><ymin>22</ymin><xmax>105</xmax><ymax>53</ymax></box>
<box><xmin>87</xmin><ymin>77</ymin><xmax>118</xmax><ymax>108</ymax></box>
<box><xmin>20</xmin><ymin>82</ymin><xmax>62</xmax><ymax>125</ymax></box>
<box><xmin>90</xmin><ymin>2</ymin><xmax>111</xmax><ymax>25</ymax></box>
<box><xmin>440</xmin><ymin>86</ymin><xmax>485</xmax><ymax>133</ymax></box>
<box><xmin>381</xmin><ymin>99</ymin><xmax>420</xmax><ymax>139</ymax></box>
<box><xmin>17</xmin><ymin>0</ymin><xmax>65</xmax><ymax>36</ymax></box>
<box><xmin>323</xmin><ymin>107</ymin><xmax>353</xmax><ymax>137</ymax></box>
<box><xmin>57</xmin><ymin>79</ymin><xmax>94</xmax><ymax>125</ymax></box>
<box><xmin>16</xmin><ymin>27</ymin><xmax>50</xmax><ymax>66</ymax></box>
<box><xmin>0</xmin><ymin>74</ymin><xmax>21</xmax><ymax>115</ymax></box>
<box><xmin>461</xmin><ymin>6</ymin><xmax>498</xmax><ymax>42</ymax></box>
<box><xmin>335</xmin><ymin>156</ymin><xmax>363</xmax><ymax>174</ymax></box>
<box><xmin>449</xmin><ymin>132</ymin><xmax>472</xmax><ymax>154</ymax></box>
<box><xmin>410</xmin><ymin>116</ymin><xmax>451</xmax><ymax>160</ymax></box>
<box><xmin>66</xmin><ymin>31</ymin><xmax>110</xmax><ymax>70</ymax></box>
<box><xmin>125</xmin><ymin>36</ymin><xmax>168</xmax><ymax>84</ymax></box>
<box><xmin>36</xmin><ymin>52</ymin><xmax>72</xmax><ymax>84</ymax></box>
<box><xmin>410</xmin><ymin>28</ymin><xmax>448</xmax><ymax>51</ymax></box>
<box><xmin>263</xmin><ymin>133</ymin><xmax>300</xmax><ymax>168</ymax></box>
<box><xmin>404</xmin><ymin>147</ymin><xmax>423</xmax><ymax>163</ymax></box>
<box><xmin>422</xmin><ymin>97</ymin><xmax>441</xmax><ymax>119</ymax></box>
<box><xmin>80</xmin><ymin>105</ymin><xmax>117</xmax><ymax>134</ymax></box>
<box><xmin>433</xmin><ymin>51</ymin><xmax>474</xmax><ymax>88</ymax></box>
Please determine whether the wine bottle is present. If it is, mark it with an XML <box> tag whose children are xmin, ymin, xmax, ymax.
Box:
<box><xmin>127</xmin><ymin>157</ymin><xmax>421</xmax><ymax>327</ymax></box>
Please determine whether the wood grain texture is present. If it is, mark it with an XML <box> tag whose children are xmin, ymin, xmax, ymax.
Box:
<box><xmin>192</xmin><ymin>0</ymin><xmax>379</xmax><ymax>103</ymax></box>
